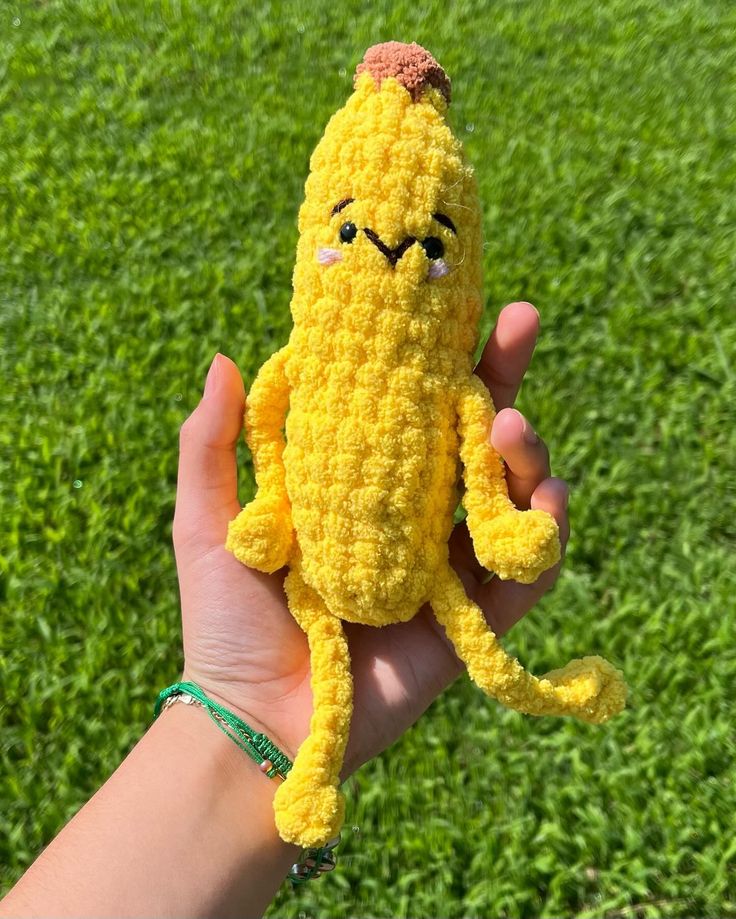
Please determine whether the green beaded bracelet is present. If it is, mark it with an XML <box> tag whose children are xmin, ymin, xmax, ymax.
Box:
<box><xmin>154</xmin><ymin>680</ymin><xmax>292</xmax><ymax>779</ymax></box>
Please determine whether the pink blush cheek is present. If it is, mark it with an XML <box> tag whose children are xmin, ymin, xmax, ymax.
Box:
<box><xmin>428</xmin><ymin>259</ymin><xmax>450</xmax><ymax>280</ymax></box>
<box><xmin>317</xmin><ymin>247</ymin><xmax>343</xmax><ymax>266</ymax></box>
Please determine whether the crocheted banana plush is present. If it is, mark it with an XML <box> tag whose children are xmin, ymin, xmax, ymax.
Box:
<box><xmin>227</xmin><ymin>42</ymin><xmax>627</xmax><ymax>847</ymax></box>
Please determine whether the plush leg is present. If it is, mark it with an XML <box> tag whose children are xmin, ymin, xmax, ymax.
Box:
<box><xmin>273</xmin><ymin>567</ymin><xmax>353</xmax><ymax>847</ymax></box>
<box><xmin>431</xmin><ymin>566</ymin><xmax>626</xmax><ymax>724</ymax></box>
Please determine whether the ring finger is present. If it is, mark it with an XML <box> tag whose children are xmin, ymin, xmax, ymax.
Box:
<box><xmin>490</xmin><ymin>408</ymin><xmax>551</xmax><ymax>509</ymax></box>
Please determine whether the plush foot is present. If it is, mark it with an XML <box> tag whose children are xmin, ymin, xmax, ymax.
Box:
<box><xmin>543</xmin><ymin>655</ymin><xmax>628</xmax><ymax>724</ymax></box>
<box><xmin>274</xmin><ymin>777</ymin><xmax>345</xmax><ymax>848</ymax></box>
<box><xmin>225</xmin><ymin>496</ymin><xmax>293</xmax><ymax>573</ymax></box>
<box><xmin>474</xmin><ymin>508</ymin><xmax>560</xmax><ymax>583</ymax></box>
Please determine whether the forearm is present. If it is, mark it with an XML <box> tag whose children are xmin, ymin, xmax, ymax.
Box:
<box><xmin>0</xmin><ymin>703</ymin><xmax>298</xmax><ymax>919</ymax></box>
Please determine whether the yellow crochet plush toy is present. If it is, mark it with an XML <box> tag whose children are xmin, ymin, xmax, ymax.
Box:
<box><xmin>226</xmin><ymin>41</ymin><xmax>627</xmax><ymax>848</ymax></box>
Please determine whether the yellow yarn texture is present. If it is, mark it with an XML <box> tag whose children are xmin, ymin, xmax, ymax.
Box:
<box><xmin>226</xmin><ymin>42</ymin><xmax>627</xmax><ymax>847</ymax></box>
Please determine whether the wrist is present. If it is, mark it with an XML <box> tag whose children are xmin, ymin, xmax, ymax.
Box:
<box><xmin>179</xmin><ymin>670</ymin><xmax>301</xmax><ymax>763</ymax></box>
<box><xmin>153</xmin><ymin>696</ymin><xmax>299</xmax><ymax>859</ymax></box>
<box><xmin>157</xmin><ymin>686</ymin><xmax>346</xmax><ymax>887</ymax></box>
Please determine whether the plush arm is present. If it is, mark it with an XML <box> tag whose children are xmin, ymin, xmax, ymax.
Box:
<box><xmin>246</xmin><ymin>345</ymin><xmax>291</xmax><ymax>500</ymax></box>
<box><xmin>225</xmin><ymin>346</ymin><xmax>294</xmax><ymax>572</ymax></box>
<box><xmin>456</xmin><ymin>375</ymin><xmax>560</xmax><ymax>584</ymax></box>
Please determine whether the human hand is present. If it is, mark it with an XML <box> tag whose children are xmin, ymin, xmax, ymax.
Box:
<box><xmin>172</xmin><ymin>301</ymin><xmax>569</xmax><ymax>775</ymax></box>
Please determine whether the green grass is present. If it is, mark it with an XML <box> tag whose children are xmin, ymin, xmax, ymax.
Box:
<box><xmin>2</xmin><ymin>0</ymin><xmax>735</xmax><ymax>915</ymax></box>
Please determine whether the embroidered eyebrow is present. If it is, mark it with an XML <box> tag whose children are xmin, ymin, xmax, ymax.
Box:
<box><xmin>433</xmin><ymin>212</ymin><xmax>457</xmax><ymax>234</ymax></box>
<box><xmin>331</xmin><ymin>198</ymin><xmax>355</xmax><ymax>216</ymax></box>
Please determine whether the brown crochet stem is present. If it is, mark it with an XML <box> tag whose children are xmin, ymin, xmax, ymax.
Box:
<box><xmin>355</xmin><ymin>41</ymin><xmax>451</xmax><ymax>104</ymax></box>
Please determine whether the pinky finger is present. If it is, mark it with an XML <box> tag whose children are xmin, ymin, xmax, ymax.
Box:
<box><xmin>531</xmin><ymin>476</ymin><xmax>570</xmax><ymax>553</ymax></box>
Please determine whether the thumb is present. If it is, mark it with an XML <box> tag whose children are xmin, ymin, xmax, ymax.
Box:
<box><xmin>173</xmin><ymin>353</ymin><xmax>245</xmax><ymax>553</ymax></box>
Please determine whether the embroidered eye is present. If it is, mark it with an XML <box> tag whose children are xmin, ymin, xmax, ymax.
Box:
<box><xmin>339</xmin><ymin>222</ymin><xmax>358</xmax><ymax>244</ymax></box>
<box><xmin>421</xmin><ymin>236</ymin><xmax>444</xmax><ymax>260</ymax></box>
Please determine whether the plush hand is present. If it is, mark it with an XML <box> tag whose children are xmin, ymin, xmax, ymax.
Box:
<box><xmin>473</xmin><ymin>508</ymin><xmax>561</xmax><ymax>584</ymax></box>
<box><xmin>225</xmin><ymin>495</ymin><xmax>294</xmax><ymax>574</ymax></box>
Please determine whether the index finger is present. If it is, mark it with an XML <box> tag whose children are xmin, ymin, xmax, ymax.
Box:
<box><xmin>475</xmin><ymin>301</ymin><xmax>540</xmax><ymax>410</ymax></box>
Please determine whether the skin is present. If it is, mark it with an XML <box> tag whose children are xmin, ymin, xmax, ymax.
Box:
<box><xmin>0</xmin><ymin>302</ymin><xmax>571</xmax><ymax>919</ymax></box>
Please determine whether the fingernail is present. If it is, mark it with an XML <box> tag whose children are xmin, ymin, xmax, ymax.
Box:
<box><xmin>553</xmin><ymin>478</ymin><xmax>570</xmax><ymax>508</ymax></box>
<box><xmin>519</xmin><ymin>414</ymin><xmax>539</xmax><ymax>445</ymax></box>
<box><xmin>203</xmin><ymin>353</ymin><xmax>221</xmax><ymax>398</ymax></box>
